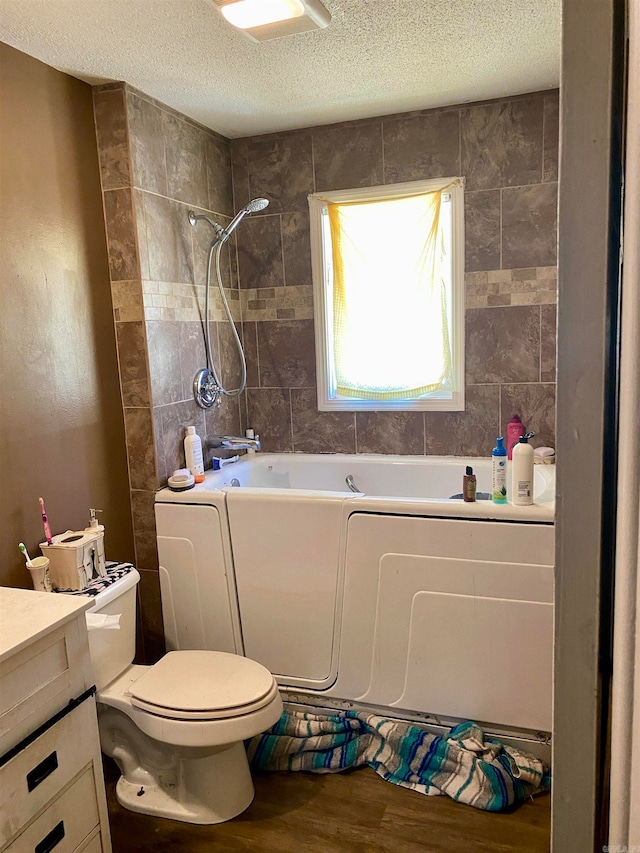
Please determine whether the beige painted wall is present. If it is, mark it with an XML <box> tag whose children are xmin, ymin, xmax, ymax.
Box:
<box><xmin>0</xmin><ymin>43</ymin><xmax>134</xmax><ymax>590</ymax></box>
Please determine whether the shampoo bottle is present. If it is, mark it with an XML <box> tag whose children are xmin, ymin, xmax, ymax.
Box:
<box><xmin>506</xmin><ymin>414</ymin><xmax>524</xmax><ymax>460</ymax></box>
<box><xmin>463</xmin><ymin>466</ymin><xmax>477</xmax><ymax>502</ymax></box>
<box><xmin>492</xmin><ymin>437</ymin><xmax>507</xmax><ymax>503</ymax></box>
<box><xmin>184</xmin><ymin>426</ymin><xmax>205</xmax><ymax>484</ymax></box>
<box><xmin>512</xmin><ymin>431</ymin><xmax>536</xmax><ymax>505</ymax></box>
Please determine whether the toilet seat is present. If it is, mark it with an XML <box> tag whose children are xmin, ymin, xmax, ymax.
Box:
<box><xmin>128</xmin><ymin>650</ymin><xmax>278</xmax><ymax>721</ymax></box>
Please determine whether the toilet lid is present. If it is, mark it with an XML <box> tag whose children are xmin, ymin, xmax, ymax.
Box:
<box><xmin>128</xmin><ymin>651</ymin><xmax>276</xmax><ymax>718</ymax></box>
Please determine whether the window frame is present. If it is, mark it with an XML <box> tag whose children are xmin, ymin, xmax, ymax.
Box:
<box><xmin>309</xmin><ymin>176</ymin><xmax>466</xmax><ymax>412</ymax></box>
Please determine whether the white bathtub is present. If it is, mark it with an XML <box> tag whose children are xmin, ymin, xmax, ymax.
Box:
<box><xmin>156</xmin><ymin>453</ymin><xmax>555</xmax><ymax>735</ymax></box>
<box><xmin>200</xmin><ymin>451</ymin><xmax>555</xmax><ymax>513</ymax></box>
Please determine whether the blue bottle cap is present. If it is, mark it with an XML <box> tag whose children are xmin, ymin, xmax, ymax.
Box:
<box><xmin>493</xmin><ymin>436</ymin><xmax>507</xmax><ymax>455</ymax></box>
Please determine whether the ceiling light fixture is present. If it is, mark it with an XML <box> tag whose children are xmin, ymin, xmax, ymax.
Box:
<box><xmin>214</xmin><ymin>0</ymin><xmax>330</xmax><ymax>42</ymax></box>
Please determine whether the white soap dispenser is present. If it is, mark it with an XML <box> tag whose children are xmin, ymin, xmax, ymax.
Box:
<box><xmin>512</xmin><ymin>431</ymin><xmax>536</xmax><ymax>505</ymax></box>
<box><xmin>85</xmin><ymin>508</ymin><xmax>104</xmax><ymax>534</ymax></box>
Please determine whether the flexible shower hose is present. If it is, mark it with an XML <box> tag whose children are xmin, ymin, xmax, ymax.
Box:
<box><xmin>203</xmin><ymin>238</ymin><xmax>247</xmax><ymax>398</ymax></box>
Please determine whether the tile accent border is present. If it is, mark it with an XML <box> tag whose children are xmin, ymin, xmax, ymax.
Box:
<box><xmin>465</xmin><ymin>267</ymin><xmax>557</xmax><ymax>307</ymax></box>
<box><xmin>240</xmin><ymin>285</ymin><xmax>314</xmax><ymax>321</ymax></box>
<box><xmin>142</xmin><ymin>281</ymin><xmax>241</xmax><ymax>322</ymax></box>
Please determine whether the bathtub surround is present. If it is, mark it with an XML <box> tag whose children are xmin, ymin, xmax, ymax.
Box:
<box><xmin>231</xmin><ymin>90</ymin><xmax>559</xmax><ymax>454</ymax></box>
<box><xmin>0</xmin><ymin>44</ymin><xmax>134</xmax><ymax>590</ymax></box>
<box><xmin>93</xmin><ymin>82</ymin><xmax>240</xmax><ymax>661</ymax></box>
<box><xmin>93</xmin><ymin>86</ymin><xmax>558</xmax><ymax>657</ymax></box>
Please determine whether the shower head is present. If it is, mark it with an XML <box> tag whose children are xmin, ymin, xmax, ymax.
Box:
<box><xmin>223</xmin><ymin>198</ymin><xmax>270</xmax><ymax>241</ymax></box>
<box><xmin>245</xmin><ymin>197</ymin><xmax>269</xmax><ymax>213</ymax></box>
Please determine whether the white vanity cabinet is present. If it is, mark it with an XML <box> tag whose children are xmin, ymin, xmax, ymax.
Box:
<box><xmin>0</xmin><ymin>588</ymin><xmax>112</xmax><ymax>853</ymax></box>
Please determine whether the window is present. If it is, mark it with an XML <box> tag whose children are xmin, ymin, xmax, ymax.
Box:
<box><xmin>309</xmin><ymin>177</ymin><xmax>465</xmax><ymax>411</ymax></box>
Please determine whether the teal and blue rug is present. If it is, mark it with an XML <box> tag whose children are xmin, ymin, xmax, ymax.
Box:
<box><xmin>247</xmin><ymin>710</ymin><xmax>550</xmax><ymax>812</ymax></box>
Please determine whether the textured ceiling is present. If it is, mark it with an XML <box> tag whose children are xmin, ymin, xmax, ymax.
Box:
<box><xmin>0</xmin><ymin>0</ymin><xmax>561</xmax><ymax>138</ymax></box>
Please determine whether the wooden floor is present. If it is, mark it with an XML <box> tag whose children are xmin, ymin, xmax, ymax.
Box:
<box><xmin>104</xmin><ymin>757</ymin><xmax>550</xmax><ymax>853</ymax></box>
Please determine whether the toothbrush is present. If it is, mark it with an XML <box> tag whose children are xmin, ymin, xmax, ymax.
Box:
<box><xmin>19</xmin><ymin>542</ymin><xmax>33</xmax><ymax>567</ymax></box>
<box><xmin>39</xmin><ymin>497</ymin><xmax>53</xmax><ymax>545</ymax></box>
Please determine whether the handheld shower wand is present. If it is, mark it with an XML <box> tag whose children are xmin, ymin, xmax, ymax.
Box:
<box><xmin>188</xmin><ymin>198</ymin><xmax>270</xmax><ymax>408</ymax></box>
<box><xmin>188</xmin><ymin>198</ymin><xmax>269</xmax><ymax>247</ymax></box>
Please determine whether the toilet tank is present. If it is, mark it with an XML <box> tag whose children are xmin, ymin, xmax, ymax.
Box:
<box><xmin>86</xmin><ymin>568</ymin><xmax>140</xmax><ymax>690</ymax></box>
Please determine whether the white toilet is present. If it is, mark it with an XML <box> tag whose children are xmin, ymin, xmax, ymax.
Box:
<box><xmin>84</xmin><ymin>567</ymin><xmax>283</xmax><ymax>825</ymax></box>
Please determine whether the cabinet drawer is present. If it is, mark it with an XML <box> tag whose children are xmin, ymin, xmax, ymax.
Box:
<box><xmin>0</xmin><ymin>699</ymin><xmax>97</xmax><ymax>848</ymax></box>
<box><xmin>3</xmin><ymin>767</ymin><xmax>99</xmax><ymax>853</ymax></box>
<box><xmin>0</xmin><ymin>620</ymin><xmax>90</xmax><ymax>756</ymax></box>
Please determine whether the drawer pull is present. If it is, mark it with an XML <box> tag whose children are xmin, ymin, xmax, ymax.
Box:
<box><xmin>35</xmin><ymin>820</ymin><xmax>65</xmax><ymax>853</ymax></box>
<box><xmin>27</xmin><ymin>751</ymin><xmax>58</xmax><ymax>792</ymax></box>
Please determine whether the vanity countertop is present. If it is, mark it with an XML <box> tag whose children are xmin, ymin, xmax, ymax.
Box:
<box><xmin>0</xmin><ymin>586</ymin><xmax>92</xmax><ymax>664</ymax></box>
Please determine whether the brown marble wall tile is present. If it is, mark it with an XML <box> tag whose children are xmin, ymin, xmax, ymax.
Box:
<box><xmin>424</xmin><ymin>384</ymin><xmax>500</xmax><ymax>456</ymax></box>
<box><xmin>126</xmin><ymin>92</ymin><xmax>167</xmax><ymax>196</ymax></box>
<box><xmin>356</xmin><ymin>411</ymin><xmax>424</xmax><ymax>455</ymax></box>
<box><xmin>156</xmin><ymin>400</ymin><xmax>206</xmax><ymax>478</ymax></box>
<box><xmin>132</xmin><ymin>189</ymin><xmax>151</xmax><ymax>280</ymax></box>
<box><xmin>258</xmin><ymin>319</ymin><xmax>316</xmax><ymax>388</ymax></box>
<box><xmin>103</xmin><ymin>188</ymin><xmax>140</xmax><ymax>281</ymax></box>
<box><xmin>206</xmin><ymin>135</ymin><xmax>233</xmax><ymax>217</ymax></box>
<box><xmin>502</xmin><ymin>183</ymin><xmax>558</xmax><ymax>269</ymax></box>
<box><xmin>282</xmin><ymin>210</ymin><xmax>312</xmax><ymax>288</ymax></box>
<box><xmin>217</xmin><ymin>320</ymin><xmax>246</xmax><ymax>392</ymax></box>
<box><xmin>313</xmin><ymin>122</ymin><xmax>383</xmax><ymax>192</ymax></box>
<box><xmin>153</xmin><ymin>408</ymin><xmax>168</xmax><ymax>485</ymax></box>
<box><xmin>111</xmin><ymin>280</ymin><xmax>144</xmax><ymax>322</ymax></box>
<box><xmin>116</xmin><ymin>321</ymin><xmax>150</xmax><ymax>407</ymax></box>
<box><xmin>124</xmin><ymin>407</ymin><xmax>158</xmax><ymax>490</ymax></box>
<box><xmin>142</xmin><ymin>192</ymin><xmax>194</xmax><ymax>283</ymax></box>
<box><xmin>163</xmin><ymin>112</ymin><xmax>209</xmax><ymax>209</ymax></box>
<box><xmin>130</xmin><ymin>489</ymin><xmax>159</xmax><ymax>570</ymax></box>
<box><xmin>236</xmin><ymin>215</ymin><xmax>284</xmax><ymax>289</ymax></box>
<box><xmin>241</xmin><ymin>322</ymin><xmax>260</xmax><ymax>388</ymax></box>
<box><xmin>231</xmin><ymin>139</ymin><xmax>251</xmax><ymax>211</ymax></box>
<box><xmin>146</xmin><ymin>320</ymin><xmax>182</xmax><ymax>406</ymax></box>
<box><xmin>291</xmin><ymin>388</ymin><xmax>356</xmax><ymax>453</ymax></box>
<box><xmin>466</xmin><ymin>305</ymin><xmax>540</xmax><ymax>384</ymax></box>
<box><xmin>245</xmin><ymin>388</ymin><xmax>293</xmax><ymax>452</ymax></box>
<box><xmin>465</xmin><ymin>190</ymin><xmax>501</xmax><ymax>272</ymax></box>
<box><xmin>93</xmin><ymin>88</ymin><xmax>130</xmax><ymax>190</ymax></box>
<box><xmin>543</xmin><ymin>92</ymin><xmax>559</xmax><ymax>183</ymax></box>
<box><xmin>179</xmin><ymin>321</ymin><xmax>206</xmax><ymax>400</ymax></box>
<box><xmin>461</xmin><ymin>98</ymin><xmax>543</xmax><ymax>190</ymax></box>
<box><xmin>138</xmin><ymin>567</ymin><xmax>166</xmax><ymax>663</ymax></box>
<box><xmin>247</xmin><ymin>132</ymin><xmax>314</xmax><ymax>213</ymax></box>
<box><xmin>500</xmin><ymin>383</ymin><xmax>556</xmax><ymax>448</ymax></box>
<box><xmin>540</xmin><ymin>304</ymin><xmax>557</xmax><ymax>382</ymax></box>
<box><xmin>383</xmin><ymin>109</ymin><xmax>460</xmax><ymax>184</ymax></box>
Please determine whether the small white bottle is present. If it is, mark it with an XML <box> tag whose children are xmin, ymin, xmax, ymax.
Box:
<box><xmin>512</xmin><ymin>431</ymin><xmax>536</xmax><ymax>505</ymax></box>
<box><xmin>184</xmin><ymin>426</ymin><xmax>205</xmax><ymax>484</ymax></box>
<box><xmin>245</xmin><ymin>428</ymin><xmax>256</xmax><ymax>455</ymax></box>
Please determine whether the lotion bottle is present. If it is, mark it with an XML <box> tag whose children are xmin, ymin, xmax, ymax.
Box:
<box><xmin>492</xmin><ymin>437</ymin><xmax>507</xmax><ymax>503</ymax></box>
<box><xmin>512</xmin><ymin>431</ymin><xmax>536</xmax><ymax>505</ymax></box>
<box><xmin>184</xmin><ymin>426</ymin><xmax>205</xmax><ymax>484</ymax></box>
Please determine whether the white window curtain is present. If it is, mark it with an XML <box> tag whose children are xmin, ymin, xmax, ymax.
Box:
<box><xmin>326</xmin><ymin>186</ymin><xmax>455</xmax><ymax>401</ymax></box>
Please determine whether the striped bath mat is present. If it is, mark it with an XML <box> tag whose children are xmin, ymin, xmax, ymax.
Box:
<box><xmin>247</xmin><ymin>710</ymin><xmax>550</xmax><ymax>812</ymax></box>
